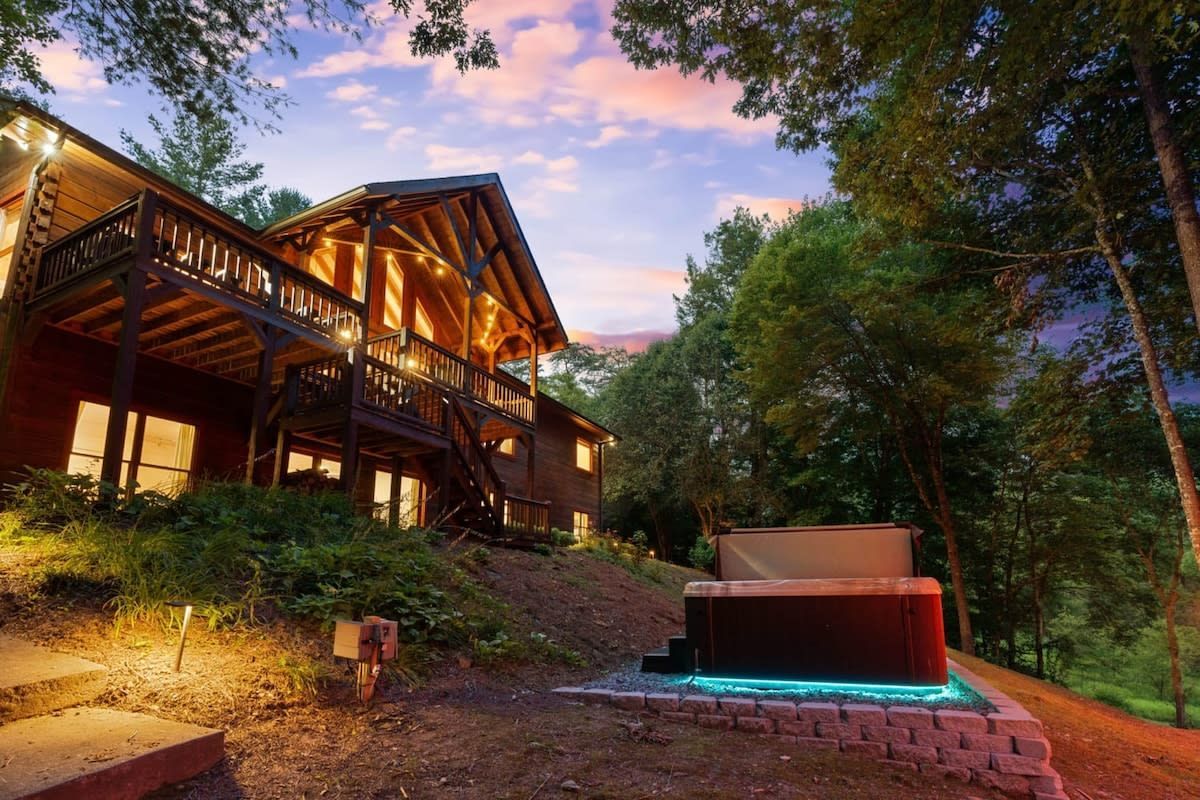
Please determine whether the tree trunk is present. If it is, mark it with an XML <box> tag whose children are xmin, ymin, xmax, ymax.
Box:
<box><xmin>932</xmin><ymin>473</ymin><xmax>975</xmax><ymax>656</ymax></box>
<box><xmin>1127</xmin><ymin>30</ymin><xmax>1200</xmax><ymax>339</ymax></box>
<box><xmin>1165</xmin><ymin>597</ymin><xmax>1187</xmax><ymax>728</ymax></box>
<box><xmin>1093</xmin><ymin>220</ymin><xmax>1200</xmax><ymax>559</ymax></box>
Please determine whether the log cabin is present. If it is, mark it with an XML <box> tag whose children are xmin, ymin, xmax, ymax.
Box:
<box><xmin>0</xmin><ymin>101</ymin><xmax>616</xmax><ymax>543</ymax></box>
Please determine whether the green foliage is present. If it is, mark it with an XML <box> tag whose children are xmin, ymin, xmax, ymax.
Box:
<box><xmin>573</xmin><ymin>531</ymin><xmax>672</xmax><ymax>588</ymax></box>
<box><xmin>120</xmin><ymin>113</ymin><xmax>313</xmax><ymax>228</ymax></box>
<box><xmin>688</xmin><ymin>537</ymin><xmax>715</xmax><ymax>572</ymax></box>
<box><xmin>4</xmin><ymin>0</ymin><xmax>497</xmax><ymax>121</ymax></box>
<box><xmin>549</xmin><ymin>528</ymin><xmax>576</xmax><ymax>547</ymax></box>
<box><xmin>275</xmin><ymin>654</ymin><xmax>331</xmax><ymax>700</ymax></box>
<box><xmin>4</xmin><ymin>470</ymin><xmax>498</xmax><ymax>646</ymax></box>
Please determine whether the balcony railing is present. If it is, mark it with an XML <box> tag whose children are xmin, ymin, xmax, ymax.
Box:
<box><xmin>367</xmin><ymin>328</ymin><xmax>535</xmax><ymax>427</ymax></box>
<box><xmin>32</xmin><ymin>191</ymin><xmax>363</xmax><ymax>345</ymax></box>
<box><xmin>504</xmin><ymin>495</ymin><xmax>551</xmax><ymax>540</ymax></box>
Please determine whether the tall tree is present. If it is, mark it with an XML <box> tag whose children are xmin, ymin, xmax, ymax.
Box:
<box><xmin>3</xmin><ymin>0</ymin><xmax>497</xmax><ymax>121</ymax></box>
<box><xmin>121</xmin><ymin>113</ymin><xmax>311</xmax><ymax>227</ymax></box>
<box><xmin>610</xmin><ymin>0</ymin><xmax>1200</xmax><ymax>565</ymax></box>
<box><xmin>730</xmin><ymin>203</ymin><xmax>1014</xmax><ymax>656</ymax></box>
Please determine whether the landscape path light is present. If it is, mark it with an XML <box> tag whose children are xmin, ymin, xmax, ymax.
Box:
<box><xmin>166</xmin><ymin>600</ymin><xmax>195</xmax><ymax>672</ymax></box>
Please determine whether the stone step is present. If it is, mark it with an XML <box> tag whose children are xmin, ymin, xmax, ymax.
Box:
<box><xmin>0</xmin><ymin>636</ymin><xmax>107</xmax><ymax>723</ymax></box>
<box><xmin>0</xmin><ymin>707</ymin><xmax>224</xmax><ymax>800</ymax></box>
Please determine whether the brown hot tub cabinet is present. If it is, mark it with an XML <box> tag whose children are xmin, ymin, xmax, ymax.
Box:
<box><xmin>684</xmin><ymin>577</ymin><xmax>948</xmax><ymax>686</ymax></box>
<box><xmin>643</xmin><ymin>523</ymin><xmax>950</xmax><ymax>687</ymax></box>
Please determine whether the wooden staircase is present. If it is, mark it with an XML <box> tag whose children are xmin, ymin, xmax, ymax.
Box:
<box><xmin>280</xmin><ymin>352</ymin><xmax>550</xmax><ymax>543</ymax></box>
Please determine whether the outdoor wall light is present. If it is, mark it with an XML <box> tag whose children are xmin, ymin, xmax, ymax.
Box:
<box><xmin>339</xmin><ymin>329</ymin><xmax>355</xmax><ymax>341</ymax></box>
<box><xmin>166</xmin><ymin>601</ymin><xmax>195</xmax><ymax>672</ymax></box>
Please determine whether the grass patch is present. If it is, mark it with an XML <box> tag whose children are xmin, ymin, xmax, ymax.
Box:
<box><xmin>1</xmin><ymin>470</ymin><xmax>514</xmax><ymax>657</ymax></box>
<box><xmin>570</xmin><ymin>532</ymin><xmax>676</xmax><ymax>589</ymax></box>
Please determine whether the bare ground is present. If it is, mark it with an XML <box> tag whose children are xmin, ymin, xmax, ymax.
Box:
<box><xmin>1</xmin><ymin>545</ymin><xmax>1195</xmax><ymax>799</ymax></box>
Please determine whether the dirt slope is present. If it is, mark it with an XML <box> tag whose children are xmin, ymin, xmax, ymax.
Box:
<box><xmin>952</xmin><ymin>652</ymin><xmax>1200</xmax><ymax>800</ymax></box>
<box><xmin>2</xmin><ymin>543</ymin><xmax>1197</xmax><ymax>799</ymax></box>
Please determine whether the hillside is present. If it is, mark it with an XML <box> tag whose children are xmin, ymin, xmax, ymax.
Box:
<box><xmin>1</xmin><ymin>540</ymin><xmax>1197</xmax><ymax>799</ymax></box>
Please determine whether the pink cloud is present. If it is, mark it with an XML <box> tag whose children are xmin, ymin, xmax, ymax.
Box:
<box><xmin>714</xmin><ymin>193</ymin><xmax>811</xmax><ymax>221</ymax></box>
<box><xmin>568</xmin><ymin>329</ymin><xmax>673</xmax><ymax>353</ymax></box>
<box><xmin>425</xmin><ymin>144</ymin><xmax>504</xmax><ymax>172</ymax></box>
<box><xmin>36</xmin><ymin>41</ymin><xmax>107</xmax><ymax>93</ymax></box>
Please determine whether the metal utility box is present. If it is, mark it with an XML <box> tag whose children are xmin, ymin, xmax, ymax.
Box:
<box><xmin>333</xmin><ymin>617</ymin><xmax>398</xmax><ymax>662</ymax></box>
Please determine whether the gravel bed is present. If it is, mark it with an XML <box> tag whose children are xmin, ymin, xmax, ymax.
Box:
<box><xmin>581</xmin><ymin>660</ymin><xmax>993</xmax><ymax>712</ymax></box>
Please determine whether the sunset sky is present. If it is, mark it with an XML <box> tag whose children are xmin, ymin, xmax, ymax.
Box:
<box><xmin>29</xmin><ymin>0</ymin><xmax>832</xmax><ymax>350</ymax></box>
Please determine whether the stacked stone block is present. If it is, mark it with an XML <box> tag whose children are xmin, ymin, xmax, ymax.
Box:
<box><xmin>552</xmin><ymin>660</ymin><xmax>1065</xmax><ymax>800</ymax></box>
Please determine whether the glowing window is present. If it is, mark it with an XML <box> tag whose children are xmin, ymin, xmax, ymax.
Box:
<box><xmin>498</xmin><ymin>438</ymin><xmax>514</xmax><ymax>456</ymax></box>
<box><xmin>575</xmin><ymin>439</ymin><xmax>593</xmax><ymax>472</ymax></box>
<box><xmin>67</xmin><ymin>401</ymin><xmax>194</xmax><ymax>494</ymax></box>
<box><xmin>414</xmin><ymin>300</ymin><xmax>434</xmax><ymax>341</ymax></box>
<box><xmin>573</xmin><ymin>511</ymin><xmax>591</xmax><ymax>538</ymax></box>
<box><xmin>0</xmin><ymin>201</ymin><xmax>20</xmax><ymax>297</ymax></box>
<box><xmin>383</xmin><ymin>256</ymin><xmax>404</xmax><ymax>330</ymax></box>
<box><xmin>373</xmin><ymin>471</ymin><xmax>422</xmax><ymax>525</ymax></box>
<box><xmin>287</xmin><ymin>452</ymin><xmax>314</xmax><ymax>471</ymax></box>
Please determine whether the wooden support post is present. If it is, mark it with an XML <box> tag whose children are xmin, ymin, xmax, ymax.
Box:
<box><xmin>461</xmin><ymin>290</ymin><xmax>473</xmax><ymax>360</ymax></box>
<box><xmin>272</xmin><ymin>428</ymin><xmax>292</xmax><ymax>486</ymax></box>
<box><xmin>245</xmin><ymin>327</ymin><xmax>276</xmax><ymax>484</ymax></box>
<box><xmin>359</xmin><ymin>209</ymin><xmax>378</xmax><ymax>343</ymax></box>
<box><xmin>529</xmin><ymin>331</ymin><xmax>539</xmax><ymax>395</ymax></box>
<box><xmin>438</xmin><ymin>448</ymin><xmax>453</xmax><ymax>524</ymax></box>
<box><xmin>388</xmin><ymin>456</ymin><xmax>406</xmax><ymax>527</ymax></box>
<box><xmin>340</xmin><ymin>421</ymin><xmax>360</xmax><ymax>497</ymax></box>
<box><xmin>100</xmin><ymin>267</ymin><xmax>147</xmax><ymax>488</ymax></box>
<box><xmin>354</xmin><ymin>455</ymin><xmax>376</xmax><ymax>516</ymax></box>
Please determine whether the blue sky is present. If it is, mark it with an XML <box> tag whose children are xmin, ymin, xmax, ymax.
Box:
<box><xmin>32</xmin><ymin>0</ymin><xmax>833</xmax><ymax>349</ymax></box>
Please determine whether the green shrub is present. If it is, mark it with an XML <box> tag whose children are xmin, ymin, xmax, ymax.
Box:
<box><xmin>550</xmin><ymin>528</ymin><xmax>576</xmax><ymax>547</ymax></box>
<box><xmin>2</xmin><ymin>470</ymin><xmax>503</xmax><ymax>646</ymax></box>
<box><xmin>688</xmin><ymin>537</ymin><xmax>715</xmax><ymax>571</ymax></box>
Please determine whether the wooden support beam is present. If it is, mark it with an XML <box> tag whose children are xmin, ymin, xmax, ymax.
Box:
<box><xmin>272</xmin><ymin>428</ymin><xmax>293</xmax><ymax>485</ymax></box>
<box><xmin>438</xmin><ymin>193</ymin><xmax>469</xmax><ymax>268</ymax></box>
<box><xmin>142</xmin><ymin>312</ymin><xmax>239</xmax><ymax>352</ymax></box>
<box><xmin>245</xmin><ymin>327</ymin><xmax>277</xmax><ymax>483</ymax></box>
<box><xmin>461</xmin><ymin>291</ymin><xmax>473</xmax><ymax>360</ymax></box>
<box><xmin>359</xmin><ymin>207</ymin><xmax>378</xmax><ymax>344</ymax></box>
<box><xmin>100</xmin><ymin>267</ymin><xmax>147</xmax><ymax>487</ymax></box>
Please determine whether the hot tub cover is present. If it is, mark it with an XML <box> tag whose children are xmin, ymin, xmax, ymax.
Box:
<box><xmin>684</xmin><ymin>577</ymin><xmax>942</xmax><ymax>598</ymax></box>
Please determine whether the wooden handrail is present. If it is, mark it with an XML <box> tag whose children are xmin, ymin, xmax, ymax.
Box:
<box><xmin>368</xmin><ymin>328</ymin><xmax>534</xmax><ymax>426</ymax></box>
<box><xmin>504</xmin><ymin>494</ymin><xmax>551</xmax><ymax>539</ymax></box>
<box><xmin>445</xmin><ymin>393</ymin><xmax>506</xmax><ymax>533</ymax></box>
<box><xmin>34</xmin><ymin>195</ymin><xmax>141</xmax><ymax>293</ymax></box>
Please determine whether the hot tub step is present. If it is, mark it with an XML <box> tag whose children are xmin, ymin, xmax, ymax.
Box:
<box><xmin>641</xmin><ymin>647</ymin><xmax>676</xmax><ymax>674</ymax></box>
<box><xmin>668</xmin><ymin>635</ymin><xmax>690</xmax><ymax>667</ymax></box>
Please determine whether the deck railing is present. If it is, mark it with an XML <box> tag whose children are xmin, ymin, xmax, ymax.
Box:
<box><xmin>504</xmin><ymin>495</ymin><xmax>551</xmax><ymax>540</ymax></box>
<box><xmin>367</xmin><ymin>328</ymin><xmax>535</xmax><ymax>427</ymax></box>
<box><xmin>31</xmin><ymin>191</ymin><xmax>362</xmax><ymax>344</ymax></box>
<box><xmin>35</xmin><ymin>196</ymin><xmax>141</xmax><ymax>294</ymax></box>
<box><xmin>361</xmin><ymin>354</ymin><xmax>445</xmax><ymax>430</ymax></box>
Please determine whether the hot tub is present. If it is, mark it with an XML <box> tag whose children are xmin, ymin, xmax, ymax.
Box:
<box><xmin>684</xmin><ymin>577</ymin><xmax>948</xmax><ymax>686</ymax></box>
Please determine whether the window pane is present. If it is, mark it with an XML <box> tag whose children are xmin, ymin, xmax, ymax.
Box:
<box><xmin>414</xmin><ymin>301</ymin><xmax>434</xmax><ymax>340</ymax></box>
<box><xmin>66</xmin><ymin>453</ymin><xmax>102</xmax><ymax>479</ymax></box>
<box><xmin>383</xmin><ymin>257</ymin><xmax>404</xmax><ymax>330</ymax></box>
<box><xmin>288</xmin><ymin>452</ymin><xmax>314</xmax><ymax>472</ymax></box>
<box><xmin>70</xmin><ymin>402</ymin><xmax>136</xmax><ymax>460</ymax></box>
<box><xmin>134</xmin><ymin>466</ymin><xmax>187</xmax><ymax>495</ymax></box>
<box><xmin>400</xmin><ymin>476</ymin><xmax>421</xmax><ymax>526</ymax></box>
<box><xmin>575</xmin><ymin>439</ymin><xmax>592</xmax><ymax>472</ymax></box>
<box><xmin>71</xmin><ymin>402</ymin><xmax>109</xmax><ymax>458</ymax></box>
<box><xmin>498</xmin><ymin>438</ymin><xmax>514</xmax><ymax>455</ymax></box>
<box><xmin>140</xmin><ymin>414</ymin><xmax>194</xmax><ymax>471</ymax></box>
<box><xmin>320</xmin><ymin>458</ymin><xmax>341</xmax><ymax>479</ymax></box>
<box><xmin>372</xmin><ymin>470</ymin><xmax>390</xmax><ymax>520</ymax></box>
<box><xmin>573</xmin><ymin>511</ymin><xmax>590</xmax><ymax>537</ymax></box>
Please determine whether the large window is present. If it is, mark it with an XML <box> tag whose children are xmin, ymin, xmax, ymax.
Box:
<box><xmin>414</xmin><ymin>299</ymin><xmax>435</xmax><ymax>341</ymax></box>
<box><xmin>575</xmin><ymin>438</ymin><xmax>594</xmax><ymax>472</ymax></box>
<box><xmin>287</xmin><ymin>452</ymin><xmax>340</xmax><ymax>479</ymax></box>
<box><xmin>67</xmin><ymin>401</ymin><xmax>195</xmax><ymax>494</ymax></box>
<box><xmin>573</xmin><ymin>511</ymin><xmax>591</xmax><ymax>538</ymax></box>
<box><xmin>0</xmin><ymin>201</ymin><xmax>22</xmax><ymax>297</ymax></box>
<box><xmin>373</xmin><ymin>470</ymin><xmax>422</xmax><ymax>526</ymax></box>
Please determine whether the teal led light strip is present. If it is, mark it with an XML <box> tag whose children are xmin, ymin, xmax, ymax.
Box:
<box><xmin>689</xmin><ymin>675</ymin><xmax>949</xmax><ymax>695</ymax></box>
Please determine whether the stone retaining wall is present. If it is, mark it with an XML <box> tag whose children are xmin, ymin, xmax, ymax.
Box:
<box><xmin>553</xmin><ymin>660</ymin><xmax>1066</xmax><ymax>800</ymax></box>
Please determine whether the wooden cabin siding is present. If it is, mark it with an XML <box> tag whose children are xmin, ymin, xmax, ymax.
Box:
<box><xmin>484</xmin><ymin>399</ymin><xmax>606</xmax><ymax>534</ymax></box>
<box><xmin>0</xmin><ymin>326</ymin><xmax>252</xmax><ymax>486</ymax></box>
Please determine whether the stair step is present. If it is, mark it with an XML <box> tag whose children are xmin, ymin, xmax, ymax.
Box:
<box><xmin>0</xmin><ymin>636</ymin><xmax>107</xmax><ymax>723</ymax></box>
<box><xmin>0</xmin><ymin>708</ymin><xmax>224</xmax><ymax>800</ymax></box>
<box><xmin>641</xmin><ymin>647</ymin><xmax>677</xmax><ymax>674</ymax></box>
